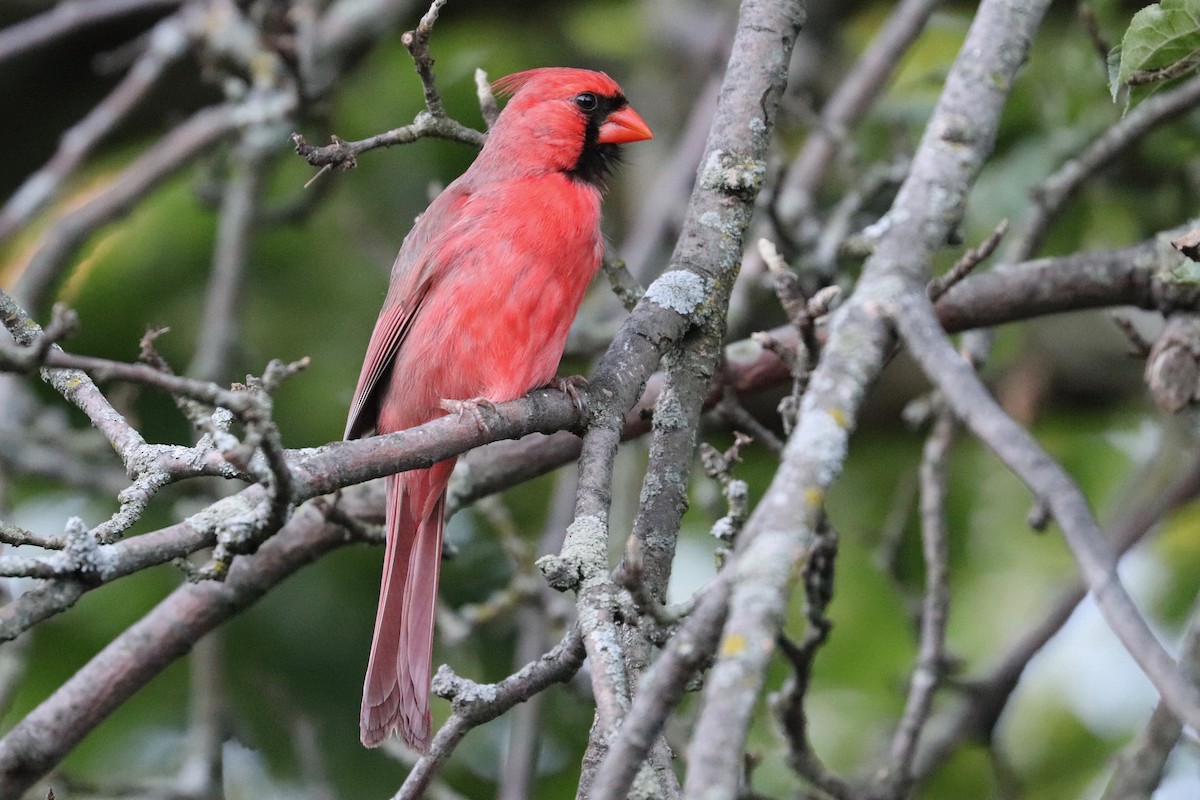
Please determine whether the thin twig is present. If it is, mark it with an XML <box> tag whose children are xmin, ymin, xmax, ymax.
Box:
<box><xmin>498</xmin><ymin>470</ymin><xmax>576</xmax><ymax>800</ymax></box>
<box><xmin>1076</xmin><ymin>2</ymin><xmax>1111</xmax><ymax>75</ymax></box>
<box><xmin>474</xmin><ymin>68</ymin><xmax>500</xmax><ymax>129</ymax></box>
<box><xmin>1014</xmin><ymin>73</ymin><xmax>1200</xmax><ymax>268</ymax></box>
<box><xmin>774</xmin><ymin>0</ymin><xmax>943</xmax><ymax>225</ymax></box>
<box><xmin>0</xmin><ymin>0</ymin><xmax>184</xmax><ymax>65</ymax></box>
<box><xmin>912</xmin><ymin>446</ymin><xmax>1200</xmax><ymax>781</ymax></box>
<box><xmin>0</xmin><ymin>498</ymin><xmax>368</xmax><ymax>799</ymax></box>
<box><xmin>0</xmin><ymin>7</ymin><xmax>193</xmax><ymax>242</ymax></box>
<box><xmin>1126</xmin><ymin>55</ymin><xmax>1200</xmax><ymax>88</ymax></box>
<box><xmin>589</xmin><ymin>567</ymin><xmax>733</xmax><ymax>800</ymax></box>
<box><xmin>714</xmin><ymin>388</ymin><xmax>784</xmax><ymax>457</ymax></box>
<box><xmin>1112</xmin><ymin>314</ymin><xmax>1154</xmax><ymax>357</ymax></box>
<box><xmin>1100</xmin><ymin>595</ymin><xmax>1200</xmax><ymax>800</ymax></box>
<box><xmin>14</xmin><ymin>103</ymin><xmax>249</xmax><ymax>312</ymax></box>
<box><xmin>928</xmin><ymin>219</ymin><xmax>1009</xmax><ymax>301</ymax></box>
<box><xmin>395</xmin><ymin>631</ymin><xmax>587</xmax><ymax>800</ymax></box>
<box><xmin>896</xmin><ymin>288</ymin><xmax>1200</xmax><ymax>733</ymax></box>
<box><xmin>601</xmin><ymin>255</ymin><xmax>645</xmax><ymax>311</ymax></box>
<box><xmin>189</xmin><ymin>140</ymin><xmax>271</xmax><ymax>383</ymax></box>
<box><xmin>879</xmin><ymin>410</ymin><xmax>956</xmax><ymax>796</ymax></box>
<box><xmin>291</xmin><ymin>112</ymin><xmax>484</xmax><ymax>173</ymax></box>
<box><xmin>401</xmin><ymin>0</ymin><xmax>450</xmax><ymax>118</ymax></box>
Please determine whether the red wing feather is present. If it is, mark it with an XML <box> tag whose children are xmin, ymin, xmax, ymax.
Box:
<box><xmin>344</xmin><ymin>184</ymin><xmax>474</xmax><ymax>440</ymax></box>
<box><xmin>344</xmin><ymin>286</ymin><xmax>429</xmax><ymax>440</ymax></box>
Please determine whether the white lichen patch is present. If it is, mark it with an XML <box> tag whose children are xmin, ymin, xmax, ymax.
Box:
<box><xmin>701</xmin><ymin>149</ymin><xmax>766</xmax><ymax>195</ymax></box>
<box><xmin>651</xmin><ymin>389</ymin><xmax>688</xmax><ymax>432</ymax></box>
<box><xmin>783</xmin><ymin>404</ymin><xmax>850</xmax><ymax>490</ymax></box>
<box><xmin>64</xmin><ymin>516</ymin><xmax>117</xmax><ymax>581</ymax></box>
<box><xmin>646</xmin><ymin>270</ymin><xmax>708</xmax><ymax>316</ymax></box>
<box><xmin>539</xmin><ymin>513</ymin><xmax>610</xmax><ymax>589</ymax></box>
<box><xmin>186</xmin><ymin>491</ymin><xmax>261</xmax><ymax>541</ymax></box>
<box><xmin>563</xmin><ymin>514</ymin><xmax>609</xmax><ymax>570</ymax></box>
<box><xmin>724</xmin><ymin>336</ymin><xmax>763</xmax><ymax>366</ymax></box>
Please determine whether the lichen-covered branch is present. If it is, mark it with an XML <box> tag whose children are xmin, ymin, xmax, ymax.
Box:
<box><xmin>682</xmin><ymin>1</ymin><xmax>1051</xmax><ymax>794</ymax></box>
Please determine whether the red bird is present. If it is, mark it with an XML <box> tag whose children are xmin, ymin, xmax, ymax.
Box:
<box><xmin>346</xmin><ymin>67</ymin><xmax>652</xmax><ymax>750</ymax></box>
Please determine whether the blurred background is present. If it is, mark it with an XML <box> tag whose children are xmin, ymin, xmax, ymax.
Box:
<box><xmin>2</xmin><ymin>0</ymin><xmax>1199</xmax><ymax>797</ymax></box>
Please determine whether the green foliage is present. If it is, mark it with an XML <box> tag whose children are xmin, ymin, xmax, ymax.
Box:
<box><xmin>1108</xmin><ymin>0</ymin><xmax>1200</xmax><ymax>104</ymax></box>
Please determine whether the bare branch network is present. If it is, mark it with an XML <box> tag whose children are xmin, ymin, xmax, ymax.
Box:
<box><xmin>2</xmin><ymin>0</ymin><xmax>1200</xmax><ymax>798</ymax></box>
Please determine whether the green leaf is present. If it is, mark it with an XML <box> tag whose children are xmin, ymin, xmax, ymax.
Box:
<box><xmin>1109</xmin><ymin>0</ymin><xmax>1200</xmax><ymax>100</ymax></box>
<box><xmin>1107</xmin><ymin>43</ymin><xmax>1124</xmax><ymax>101</ymax></box>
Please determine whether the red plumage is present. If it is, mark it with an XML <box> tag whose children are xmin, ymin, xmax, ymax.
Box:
<box><xmin>346</xmin><ymin>67</ymin><xmax>652</xmax><ymax>750</ymax></box>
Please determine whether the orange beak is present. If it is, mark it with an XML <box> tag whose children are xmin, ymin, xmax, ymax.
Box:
<box><xmin>597</xmin><ymin>105</ymin><xmax>653</xmax><ymax>144</ymax></box>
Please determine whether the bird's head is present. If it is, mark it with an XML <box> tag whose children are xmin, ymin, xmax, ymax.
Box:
<box><xmin>486</xmin><ymin>67</ymin><xmax>653</xmax><ymax>187</ymax></box>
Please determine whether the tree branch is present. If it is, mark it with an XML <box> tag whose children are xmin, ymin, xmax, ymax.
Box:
<box><xmin>682</xmin><ymin>1</ymin><xmax>1051</xmax><ymax>794</ymax></box>
<box><xmin>0</xmin><ymin>0</ymin><xmax>183</xmax><ymax>65</ymax></box>
<box><xmin>0</xmin><ymin>6</ymin><xmax>194</xmax><ymax>242</ymax></box>
<box><xmin>0</xmin><ymin>496</ymin><xmax>367</xmax><ymax>798</ymax></box>
<box><xmin>895</xmin><ymin>289</ymin><xmax>1200</xmax><ymax>733</ymax></box>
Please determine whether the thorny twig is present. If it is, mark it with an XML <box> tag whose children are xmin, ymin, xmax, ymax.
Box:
<box><xmin>928</xmin><ymin>219</ymin><xmax>1009</xmax><ymax>302</ymax></box>
<box><xmin>1112</xmin><ymin>314</ymin><xmax>1155</xmax><ymax>357</ymax></box>
<box><xmin>773</xmin><ymin>516</ymin><xmax>854</xmax><ymax>800</ymax></box>
<box><xmin>699</xmin><ymin>433</ymin><xmax>753</xmax><ymax>548</ymax></box>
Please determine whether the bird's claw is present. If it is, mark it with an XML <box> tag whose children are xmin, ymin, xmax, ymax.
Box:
<box><xmin>550</xmin><ymin>375</ymin><xmax>589</xmax><ymax>414</ymax></box>
<box><xmin>439</xmin><ymin>396</ymin><xmax>499</xmax><ymax>433</ymax></box>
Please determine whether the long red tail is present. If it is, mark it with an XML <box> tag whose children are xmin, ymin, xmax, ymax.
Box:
<box><xmin>360</xmin><ymin>462</ymin><xmax>452</xmax><ymax>750</ymax></box>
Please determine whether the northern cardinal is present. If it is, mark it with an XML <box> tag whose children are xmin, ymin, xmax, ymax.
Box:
<box><xmin>346</xmin><ymin>67</ymin><xmax>652</xmax><ymax>750</ymax></box>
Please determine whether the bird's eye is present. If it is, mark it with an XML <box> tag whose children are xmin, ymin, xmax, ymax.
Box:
<box><xmin>574</xmin><ymin>92</ymin><xmax>598</xmax><ymax>112</ymax></box>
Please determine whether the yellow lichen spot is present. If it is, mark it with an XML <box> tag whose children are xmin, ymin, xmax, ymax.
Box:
<box><xmin>721</xmin><ymin>633</ymin><xmax>747</xmax><ymax>657</ymax></box>
<box><xmin>251</xmin><ymin>52</ymin><xmax>279</xmax><ymax>85</ymax></box>
<box><xmin>829</xmin><ymin>407</ymin><xmax>848</xmax><ymax>428</ymax></box>
<box><xmin>804</xmin><ymin>487</ymin><xmax>823</xmax><ymax>508</ymax></box>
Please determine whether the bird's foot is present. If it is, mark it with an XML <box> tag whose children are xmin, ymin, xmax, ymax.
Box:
<box><xmin>439</xmin><ymin>396</ymin><xmax>499</xmax><ymax>433</ymax></box>
<box><xmin>549</xmin><ymin>375</ymin><xmax>589</xmax><ymax>414</ymax></box>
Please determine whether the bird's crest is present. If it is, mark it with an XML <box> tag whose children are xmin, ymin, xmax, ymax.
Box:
<box><xmin>491</xmin><ymin>67</ymin><xmax>621</xmax><ymax>100</ymax></box>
